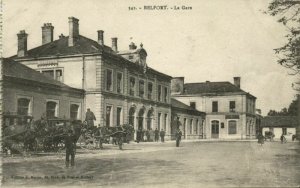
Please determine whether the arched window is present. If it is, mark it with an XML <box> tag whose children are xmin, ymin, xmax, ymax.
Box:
<box><xmin>17</xmin><ymin>98</ymin><xmax>30</xmax><ymax>115</ymax></box>
<box><xmin>228</xmin><ymin>120</ymin><xmax>237</xmax><ymax>134</ymax></box>
<box><xmin>147</xmin><ymin>108</ymin><xmax>154</xmax><ymax>130</ymax></box>
<box><xmin>46</xmin><ymin>101</ymin><xmax>58</xmax><ymax>118</ymax></box>
<box><xmin>70</xmin><ymin>104</ymin><xmax>79</xmax><ymax>120</ymax></box>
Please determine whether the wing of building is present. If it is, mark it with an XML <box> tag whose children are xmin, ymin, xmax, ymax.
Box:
<box><xmin>171</xmin><ymin>98</ymin><xmax>205</xmax><ymax>140</ymax></box>
<box><xmin>171</xmin><ymin>77</ymin><xmax>257</xmax><ymax>140</ymax></box>
<box><xmin>261</xmin><ymin>116</ymin><xmax>298</xmax><ymax>141</ymax></box>
<box><xmin>1</xmin><ymin>58</ymin><xmax>84</xmax><ymax>126</ymax></box>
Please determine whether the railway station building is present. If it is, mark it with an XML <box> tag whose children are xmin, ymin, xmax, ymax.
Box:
<box><xmin>10</xmin><ymin>17</ymin><xmax>176</xmax><ymax>140</ymax></box>
<box><xmin>171</xmin><ymin>77</ymin><xmax>257</xmax><ymax>139</ymax></box>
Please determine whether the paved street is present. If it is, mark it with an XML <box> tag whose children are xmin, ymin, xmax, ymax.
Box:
<box><xmin>1</xmin><ymin>141</ymin><xmax>300</xmax><ymax>188</ymax></box>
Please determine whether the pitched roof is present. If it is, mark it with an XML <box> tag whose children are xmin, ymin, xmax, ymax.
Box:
<box><xmin>2</xmin><ymin>58</ymin><xmax>80</xmax><ymax>90</ymax></box>
<box><xmin>182</xmin><ymin>82</ymin><xmax>256</xmax><ymax>98</ymax></box>
<box><xmin>11</xmin><ymin>35</ymin><xmax>171</xmax><ymax>79</ymax></box>
<box><xmin>261</xmin><ymin>116</ymin><xmax>298</xmax><ymax>128</ymax></box>
<box><xmin>171</xmin><ymin>98</ymin><xmax>204</xmax><ymax>116</ymax></box>
<box><xmin>12</xmin><ymin>35</ymin><xmax>116</xmax><ymax>59</ymax></box>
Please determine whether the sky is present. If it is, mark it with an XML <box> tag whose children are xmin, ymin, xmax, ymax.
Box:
<box><xmin>2</xmin><ymin>0</ymin><xmax>299</xmax><ymax>115</ymax></box>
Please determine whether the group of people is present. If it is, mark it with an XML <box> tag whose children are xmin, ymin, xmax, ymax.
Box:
<box><xmin>136</xmin><ymin>128</ymin><xmax>166</xmax><ymax>143</ymax></box>
<box><xmin>257</xmin><ymin>132</ymin><xmax>289</xmax><ymax>146</ymax></box>
<box><xmin>63</xmin><ymin>109</ymin><xmax>185</xmax><ymax>168</ymax></box>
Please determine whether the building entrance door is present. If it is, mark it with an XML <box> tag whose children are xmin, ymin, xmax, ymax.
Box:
<box><xmin>211</xmin><ymin>120</ymin><xmax>219</xmax><ymax>138</ymax></box>
<box><xmin>138</xmin><ymin>107</ymin><xmax>145</xmax><ymax>130</ymax></box>
<box><xmin>138</xmin><ymin>117</ymin><xmax>143</xmax><ymax>130</ymax></box>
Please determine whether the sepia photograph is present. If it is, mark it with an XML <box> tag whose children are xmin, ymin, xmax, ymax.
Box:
<box><xmin>0</xmin><ymin>0</ymin><xmax>299</xmax><ymax>187</ymax></box>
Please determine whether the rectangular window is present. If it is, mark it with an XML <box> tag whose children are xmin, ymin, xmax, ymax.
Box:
<box><xmin>42</xmin><ymin>70</ymin><xmax>54</xmax><ymax>79</ymax></box>
<box><xmin>106</xmin><ymin>69</ymin><xmax>113</xmax><ymax>91</ymax></box>
<box><xmin>282</xmin><ymin>128</ymin><xmax>287</xmax><ymax>135</ymax></box>
<box><xmin>164</xmin><ymin>114</ymin><xmax>167</xmax><ymax>131</ymax></box>
<box><xmin>17</xmin><ymin>98</ymin><xmax>30</xmax><ymax>115</ymax></box>
<box><xmin>117</xmin><ymin>107</ymin><xmax>122</xmax><ymax>126</ymax></box>
<box><xmin>148</xmin><ymin>82</ymin><xmax>153</xmax><ymax>100</ymax></box>
<box><xmin>190</xmin><ymin>102</ymin><xmax>196</xmax><ymax>109</ymax></box>
<box><xmin>46</xmin><ymin>101</ymin><xmax>58</xmax><ymax>118</ymax></box>
<box><xmin>129</xmin><ymin>77</ymin><xmax>135</xmax><ymax>96</ymax></box>
<box><xmin>70</xmin><ymin>104</ymin><xmax>79</xmax><ymax>120</ymax></box>
<box><xmin>117</xmin><ymin>73</ymin><xmax>123</xmax><ymax>94</ymax></box>
<box><xmin>55</xmin><ymin>70</ymin><xmax>63</xmax><ymax>82</ymax></box>
<box><xmin>41</xmin><ymin>69</ymin><xmax>63</xmax><ymax>82</ymax></box>
<box><xmin>212</xmin><ymin>101</ymin><xmax>218</xmax><ymax>112</ymax></box>
<box><xmin>158</xmin><ymin>85</ymin><xmax>162</xmax><ymax>101</ymax></box>
<box><xmin>228</xmin><ymin>120</ymin><xmax>237</xmax><ymax>134</ymax></box>
<box><xmin>158</xmin><ymin>113</ymin><xmax>161</xmax><ymax>130</ymax></box>
<box><xmin>106</xmin><ymin>106</ymin><xmax>112</xmax><ymax>127</ymax></box>
<box><xmin>139</xmin><ymin>80</ymin><xmax>145</xmax><ymax>98</ymax></box>
<box><xmin>164</xmin><ymin>87</ymin><xmax>168</xmax><ymax>102</ymax></box>
<box><xmin>230</xmin><ymin>101</ymin><xmax>236</xmax><ymax>112</ymax></box>
<box><xmin>190</xmin><ymin>119</ymin><xmax>193</xmax><ymax>134</ymax></box>
<box><xmin>196</xmin><ymin>119</ymin><xmax>199</xmax><ymax>134</ymax></box>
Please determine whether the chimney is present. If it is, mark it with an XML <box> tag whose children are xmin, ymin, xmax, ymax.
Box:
<box><xmin>256</xmin><ymin>109</ymin><xmax>262</xmax><ymax>115</ymax></box>
<box><xmin>59</xmin><ymin>33</ymin><xmax>65</xmax><ymax>39</ymax></box>
<box><xmin>171</xmin><ymin>77</ymin><xmax>185</xmax><ymax>95</ymax></box>
<box><xmin>97</xmin><ymin>30</ymin><xmax>104</xmax><ymax>45</ymax></box>
<box><xmin>42</xmin><ymin>23</ymin><xmax>54</xmax><ymax>45</ymax></box>
<box><xmin>68</xmin><ymin>17</ymin><xmax>79</xmax><ymax>47</ymax></box>
<box><xmin>234</xmin><ymin>77</ymin><xmax>241</xmax><ymax>88</ymax></box>
<box><xmin>129</xmin><ymin>42</ymin><xmax>137</xmax><ymax>50</ymax></box>
<box><xmin>17</xmin><ymin>30</ymin><xmax>28</xmax><ymax>57</ymax></box>
<box><xmin>111</xmin><ymin>37</ymin><xmax>118</xmax><ymax>52</ymax></box>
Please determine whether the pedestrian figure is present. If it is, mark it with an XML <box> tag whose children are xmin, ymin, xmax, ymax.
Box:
<box><xmin>143</xmin><ymin>129</ymin><xmax>147</xmax><ymax>142</ymax></box>
<box><xmin>141</xmin><ymin>129</ymin><xmax>145</xmax><ymax>142</ymax></box>
<box><xmin>160</xmin><ymin>129</ymin><xmax>165</xmax><ymax>142</ymax></box>
<box><xmin>146</xmin><ymin>129</ymin><xmax>150</xmax><ymax>142</ymax></box>
<box><xmin>85</xmin><ymin>108</ymin><xmax>96</xmax><ymax>128</ymax></box>
<box><xmin>154</xmin><ymin>128</ymin><xmax>159</xmax><ymax>142</ymax></box>
<box><xmin>292</xmin><ymin>134</ymin><xmax>296</xmax><ymax>141</ymax></box>
<box><xmin>136</xmin><ymin>128</ymin><xmax>142</xmax><ymax>143</ymax></box>
<box><xmin>280</xmin><ymin>134</ymin><xmax>286</xmax><ymax>144</ymax></box>
<box><xmin>257</xmin><ymin>133</ymin><xmax>264</xmax><ymax>146</ymax></box>
<box><xmin>64</xmin><ymin>129</ymin><xmax>76</xmax><ymax>168</ymax></box>
<box><xmin>149</xmin><ymin>128</ymin><xmax>154</xmax><ymax>142</ymax></box>
<box><xmin>175</xmin><ymin>128</ymin><xmax>182</xmax><ymax>147</ymax></box>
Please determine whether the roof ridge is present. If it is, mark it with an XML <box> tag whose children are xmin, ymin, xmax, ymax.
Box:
<box><xmin>2</xmin><ymin>58</ymin><xmax>77</xmax><ymax>89</ymax></box>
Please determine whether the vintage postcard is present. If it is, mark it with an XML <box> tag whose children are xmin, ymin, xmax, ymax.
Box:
<box><xmin>0</xmin><ymin>0</ymin><xmax>299</xmax><ymax>187</ymax></box>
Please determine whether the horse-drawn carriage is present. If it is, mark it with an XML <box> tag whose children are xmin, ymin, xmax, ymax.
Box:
<box><xmin>2</xmin><ymin>113</ymin><xmax>135</xmax><ymax>155</ymax></box>
<box><xmin>79</xmin><ymin>124</ymin><xmax>134</xmax><ymax>150</ymax></box>
<box><xmin>2</xmin><ymin>115</ymin><xmax>80</xmax><ymax>154</ymax></box>
<box><xmin>264</xmin><ymin>131</ymin><xmax>275</xmax><ymax>141</ymax></box>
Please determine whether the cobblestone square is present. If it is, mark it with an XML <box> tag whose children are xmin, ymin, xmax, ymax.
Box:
<box><xmin>1</xmin><ymin>141</ymin><xmax>300</xmax><ymax>187</ymax></box>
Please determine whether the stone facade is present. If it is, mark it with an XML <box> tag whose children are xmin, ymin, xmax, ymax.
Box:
<box><xmin>12</xmin><ymin>17</ymin><xmax>174</xmax><ymax>140</ymax></box>
<box><xmin>2</xmin><ymin>58</ymin><xmax>84</xmax><ymax>125</ymax></box>
<box><xmin>171</xmin><ymin>99</ymin><xmax>205</xmax><ymax>140</ymax></box>
<box><xmin>171</xmin><ymin>77</ymin><xmax>257</xmax><ymax>140</ymax></box>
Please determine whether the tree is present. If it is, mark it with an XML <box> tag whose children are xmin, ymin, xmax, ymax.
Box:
<box><xmin>267</xmin><ymin>96</ymin><xmax>299</xmax><ymax>116</ymax></box>
<box><xmin>288</xmin><ymin>96</ymin><xmax>299</xmax><ymax>115</ymax></box>
<box><xmin>267</xmin><ymin>0</ymin><xmax>300</xmax><ymax>90</ymax></box>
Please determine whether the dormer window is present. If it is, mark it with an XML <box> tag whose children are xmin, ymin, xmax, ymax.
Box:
<box><xmin>128</xmin><ymin>55</ymin><xmax>133</xmax><ymax>60</ymax></box>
